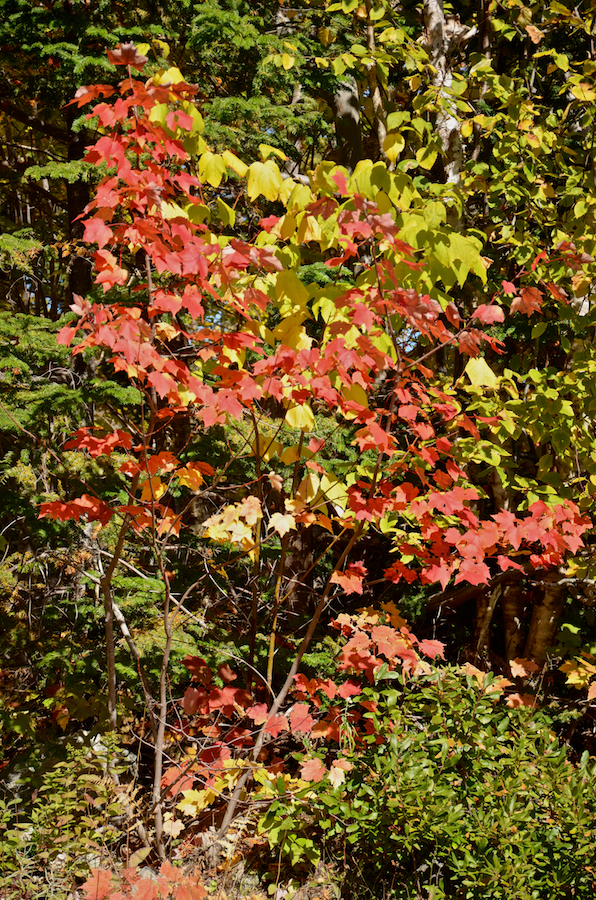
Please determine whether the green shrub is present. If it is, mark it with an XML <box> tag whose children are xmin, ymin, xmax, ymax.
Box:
<box><xmin>261</xmin><ymin>667</ymin><xmax>596</xmax><ymax>900</ymax></box>
<box><xmin>0</xmin><ymin>741</ymin><xmax>124</xmax><ymax>898</ymax></box>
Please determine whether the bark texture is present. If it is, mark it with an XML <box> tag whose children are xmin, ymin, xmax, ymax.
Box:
<box><xmin>332</xmin><ymin>79</ymin><xmax>363</xmax><ymax>172</ymax></box>
<box><xmin>422</xmin><ymin>0</ymin><xmax>477</xmax><ymax>187</ymax></box>
<box><xmin>523</xmin><ymin>573</ymin><xmax>565</xmax><ymax>663</ymax></box>
<box><xmin>501</xmin><ymin>581</ymin><xmax>527</xmax><ymax>661</ymax></box>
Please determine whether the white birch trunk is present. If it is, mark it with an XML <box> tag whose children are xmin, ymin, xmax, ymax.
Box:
<box><xmin>422</xmin><ymin>1</ymin><xmax>476</xmax><ymax>187</ymax></box>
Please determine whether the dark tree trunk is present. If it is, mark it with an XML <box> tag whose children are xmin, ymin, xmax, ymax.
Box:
<box><xmin>66</xmin><ymin>112</ymin><xmax>92</xmax><ymax>301</ymax></box>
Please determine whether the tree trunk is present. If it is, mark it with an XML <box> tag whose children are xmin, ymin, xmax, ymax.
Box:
<box><xmin>332</xmin><ymin>79</ymin><xmax>363</xmax><ymax>172</ymax></box>
<box><xmin>474</xmin><ymin>584</ymin><xmax>501</xmax><ymax>662</ymax></box>
<box><xmin>523</xmin><ymin>573</ymin><xmax>564</xmax><ymax>663</ymax></box>
<box><xmin>65</xmin><ymin>111</ymin><xmax>92</xmax><ymax>301</ymax></box>
<box><xmin>422</xmin><ymin>0</ymin><xmax>476</xmax><ymax>210</ymax></box>
<box><xmin>501</xmin><ymin>581</ymin><xmax>526</xmax><ymax>661</ymax></box>
<box><xmin>365</xmin><ymin>0</ymin><xmax>387</xmax><ymax>161</ymax></box>
<box><xmin>284</xmin><ymin>526</ymin><xmax>316</xmax><ymax>614</ymax></box>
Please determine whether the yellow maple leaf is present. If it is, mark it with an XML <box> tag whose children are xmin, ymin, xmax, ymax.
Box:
<box><xmin>140</xmin><ymin>476</ymin><xmax>167</xmax><ymax>502</ymax></box>
<box><xmin>155</xmin><ymin>322</ymin><xmax>178</xmax><ymax>341</ymax></box>
<box><xmin>560</xmin><ymin>657</ymin><xmax>596</xmax><ymax>688</ymax></box>
<box><xmin>177</xmin><ymin>788</ymin><xmax>217</xmax><ymax>815</ymax></box>
<box><xmin>177</xmin><ymin>465</ymin><xmax>204</xmax><ymax>492</ymax></box>
<box><xmin>269</xmin><ymin>512</ymin><xmax>297</xmax><ymax>537</ymax></box>
<box><xmin>285</xmin><ymin>402</ymin><xmax>315</xmax><ymax>431</ymax></box>
<box><xmin>247</xmin><ymin>160</ymin><xmax>283</xmax><ymax>202</ymax></box>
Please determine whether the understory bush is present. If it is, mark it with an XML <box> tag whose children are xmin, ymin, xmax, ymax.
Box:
<box><xmin>262</xmin><ymin>667</ymin><xmax>596</xmax><ymax>900</ymax></box>
<box><xmin>0</xmin><ymin>742</ymin><xmax>124</xmax><ymax>899</ymax></box>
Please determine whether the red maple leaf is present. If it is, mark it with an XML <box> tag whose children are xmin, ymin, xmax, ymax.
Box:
<box><xmin>147</xmin><ymin>371</ymin><xmax>176</xmax><ymax>398</ymax></box>
<box><xmin>245</xmin><ymin>703</ymin><xmax>268</xmax><ymax>725</ymax></box>
<box><xmin>289</xmin><ymin>703</ymin><xmax>315</xmax><ymax>735</ymax></box>
<box><xmin>299</xmin><ymin>757</ymin><xmax>326</xmax><ymax>782</ymax></box>
<box><xmin>263</xmin><ymin>715</ymin><xmax>289</xmax><ymax>737</ymax></box>
<box><xmin>371</xmin><ymin>625</ymin><xmax>404</xmax><ymax>660</ymax></box>
<box><xmin>64</xmin><ymin>428</ymin><xmax>131</xmax><ymax>457</ymax></box>
<box><xmin>181</xmin><ymin>687</ymin><xmax>208</xmax><ymax>716</ymax></box>
<box><xmin>83</xmin><ymin>217</ymin><xmax>113</xmax><ymax>249</ymax></box>
<box><xmin>330</xmin><ymin>561</ymin><xmax>367</xmax><ymax>595</ymax></box>
<box><xmin>68</xmin><ymin>84</ymin><xmax>115</xmax><ymax>108</ymax></box>
<box><xmin>332</xmin><ymin>171</ymin><xmax>348</xmax><ymax>194</ymax></box>
<box><xmin>471</xmin><ymin>304</ymin><xmax>505</xmax><ymax>324</ymax></box>
<box><xmin>161</xmin><ymin>764</ymin><xmax>195</xmax><ymax>797</ymax></box>
<box><xmin>492</xmin><ymin>510</ymin><xmax>522</xmax><ymax>550</ymax></box>
<box><xmin>511</xmin><ymin>286</ymin><xmax>543</xmax><ymax>316</ymax></box>
<box><xmin>546</xmin><ymin>282</ymin><xmax>569</xmax><ymax>304</ymax></box>
<box><xmin>497</xmin><ymin>555</ymin><xmax>525</xmax><ymax>572</ymax></box>
<box><xmin>418</xmin><ymin>639</ymin><xmax>445</xmax><ymax>659</ymax></box>
<box><xmin>107</xmin><ymin>42</ymin><xmax>149</xmax><ymax>70</ymax></box>
<box><xmin>337</xmin><ymin>679</ymin><xmax>362</xmax><ymax>699</ymax></box>
<box><xmin>181</xmin><ymin>656</ymin><xmax>213</xmax><ymax>682</ymax></box>
<box><xmin>207</xmin><ymin>686</ymin><xmax>239</xmax><ymax>716</ymax></box>
<box><xmin>39</xmin><ymin>495</ymin><xmax>113</xmax><ymax>525</ymax></box>
<box><xmin>454</xmin><ymin>559</ymin><xmax>491</xmax><ymax>586</ymax></box>
<box><xmin>81</xmin><ymin>869</ymin><xmax>113</xmax><ymax>900</ymax></box>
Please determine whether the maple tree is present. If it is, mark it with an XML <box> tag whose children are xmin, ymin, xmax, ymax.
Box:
<box><xmin>5</xmin><ymin>0</ymin><xmax>596</xmax><ymax>893</ymax></box>
<box><xmin>28</xmin><ymin>41</ymin><xmax>594</xmax><ymax>874</ymax></box>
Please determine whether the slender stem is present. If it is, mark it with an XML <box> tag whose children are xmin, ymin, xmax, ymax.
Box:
<box><xmin>99</xmin><ymin>490</ymin><xmax>137</xmax><ymax>730</ymax></box>
<box><xmin>217</xmin><ymin>523</ymin><xmax>364</xmax><ymax>839</ymax></box>
<box><xmin>267</xmin><ymin>535</ymin><xmax>289</xmax><ymax>688</ymax></box>
<box><xmin>248</xmin><ymin>411</ymin><xmax>264</xmax><ymax>684</ymax></box>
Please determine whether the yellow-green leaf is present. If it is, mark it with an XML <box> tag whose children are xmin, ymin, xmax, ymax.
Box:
<box><xmin>161</xmin><ymin>201</ymin><xmax>189</xmax><ymax>220</ymax></box>
<box><xmin>285</xmin><ymin>402</ymin><xmax>315</xmax><ymax>431</ymax></box>
<box><xmin>318</xmin><ymin>27</ymin><xmax>336</xmax><ymax>46</ymax></box>
<box><xmin>281</xmin><ymin>445</ymin><xmax>301</xmax><ymax>465</ymax></box>
<box><xmin>247</xmin><ymin>160</ymin><xmax>283</xmax><ymax>202</ymax></box>
<box><xmin>416</xmin><ymin>146</ymin><xmax>438</xmax><ymax>170</ymax></box>
<box><xmin>275</xmin><ymin>269</ymin><xmax>309</xmax><ymax>317</ymax></box>
<box><xmin>383</xmin><ymin>132</ymin><xmax>405</xmax><ymax>164</ymax></box>
<box><xmin>153</xmin><ymin>39</ymin><xmax>170</xmax><ymax>58</ymax></box>
<box><xmin>273</xmin><ymin>313</ymin><xmax>312</xmax><ymax>350</ymax></box>
<box><xmin>153</xmin><ymin>66</ymin><xmax>184</xmax><ymax>86</ymax></box>
<box><xmin>199</xmin><ymin>151</ymin><xmax>227</xmax><ymax>188</ymax></box>
<box><xmin>296</xmin><ymin>472</ymin><xmax>320</xmax><ymax>503</ymax></box>
<box><xmin>465</xmin><ymin>357</ymin><xmax>499</xmax><ymax>389</ymax></box>
<box><xmin>181</xmin><ymin>102</ymin><xmax>204</xmax><ymax>134</ymax></box>
<box><xmin>216</xmin><ymin>197</ymin><xmax>236</xmax><ymax>227</ymax></box>
<box><xmin>148</xmin><ymin>103</ymin><xmax>168</xmax><ymax>126</ymax></box>
<box><xmin>571</xmin><ymin>82</ymin><xmax>596</xmax><ymax>102</ymax></box>
<box><xmin>259</xmin><ymin>143</ymin><xmax>288</xmax><ymax>162</ymax></box>
<box><xmin>461</xmin><ymin>120</ymin><xmax>474</xmax><ymax>138</ymax></box>
<box><xmin>177</xmin><ymin>788</ymin><xmax>217</xmax><ymax>815</ymax></box>
<box><xmin>222</xmin><ymin>150</ymin><xmax>248</xmax><ymax>178</ymax></box>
